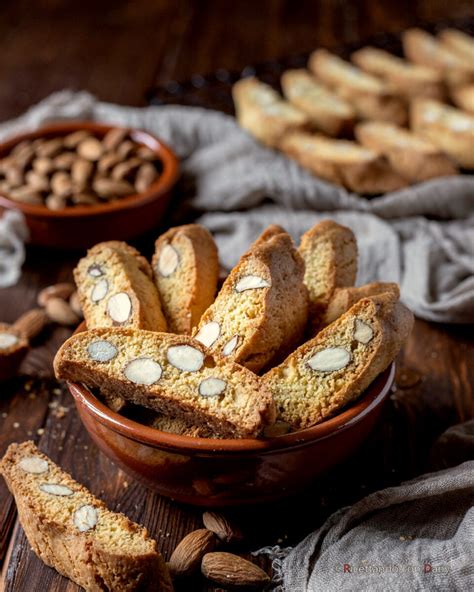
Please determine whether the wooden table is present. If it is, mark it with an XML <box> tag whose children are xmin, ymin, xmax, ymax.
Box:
<box><xmin>1</xmin><ymin>1</ymin><xmax>473</xmax><ymax>590</ymax></box>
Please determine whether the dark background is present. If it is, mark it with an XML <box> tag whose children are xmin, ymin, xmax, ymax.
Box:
<box><xmin>1</xmin><ymin>1</ymin><xmax>473</xmax><ymax>591</ymax></box>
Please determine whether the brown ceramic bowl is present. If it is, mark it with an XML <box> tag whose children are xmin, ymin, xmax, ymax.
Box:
<box><xmin>66</xmin><ymin>323</ymin><xmax>395</xmax><ymax>507</ymax></box>
<box><xmin>0</xmin><ymin>122</ymin><xmax>179</xmax><ymax>249</ymax></box>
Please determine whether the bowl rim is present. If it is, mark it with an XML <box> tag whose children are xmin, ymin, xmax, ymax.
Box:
<box><xmin>67</xmin><ymin>360</ymin><xmax>394</xmax><ymax>455</ymax></box>
<box><xmin>0</xmin><ymin>121</ymin><xmax>179</xmax><ymax>218</ymax></box>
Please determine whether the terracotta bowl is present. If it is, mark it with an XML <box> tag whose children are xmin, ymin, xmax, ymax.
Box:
<box><xmin>66</xmin><ymin>323</ymin><xmax>395</xmax><ymax>507</ymax></box>
<box><xmin>0</xmin><ymin>122</ymin><xmax>179</xmax><ymax>249</ymax></box>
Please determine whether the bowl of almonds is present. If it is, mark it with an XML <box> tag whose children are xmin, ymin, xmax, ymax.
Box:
<box><xmin>0</xmin><ymin>122</ymin><xmax>179</xmax><ymax>248</ymax></box>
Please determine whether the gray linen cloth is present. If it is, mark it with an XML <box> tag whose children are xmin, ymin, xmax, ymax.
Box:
<box><xmin>0</xmin><ymin>91</ymin><xmax>473</xmax><ymax>321</ymax></box>
<box><xmin>258</xmin><ymin>421</ymin><xmax>474</xmax><ymax>592</ymax></box>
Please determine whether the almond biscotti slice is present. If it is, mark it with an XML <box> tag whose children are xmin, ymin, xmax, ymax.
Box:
<box><xmin>438</xmin><ymin>29</ymin><xmax>474</xmax><ymax>64</ymax></box>
<box><xmin>74</xmin><ymin>241</ymin><xmax>167</xmax><ymax>331</ymax></box>
<box><xmin>355</xmin><ymin>121</ymin><xmax>458</xmax><ymax>182</ymax></box>
<box><xmin>322</xmin><ymin>282</ymin><xmax>400</xmax><ymax>327</ymax></box>
<box><xmin>411</xmin><ymin>99</ymin><xmax>474</xmax><ymax>169</ymax></box>
<box><xmin>308</xmin><ymin>49</ymin><xmax>407</xmax><ymax>125</ymax></box>
<box><xmin>351</xmin><ymin>47</ymin><xmax>445</xmax><ymax>101</ymax></box>
<box><xmin>0</xmin><ymin>441</ymin><xmax>172</xmax><ymax>592</ymax></box>
<box><xmin>263</xmin><ymin>293</ymin><xmax>414</xmax><ymax>430</ymax></box>
<box><xmin>193</xmin><ymin>229</ymin><xmax>308</xmax><ymax>373</ymax></box>
<box><xmin>232</xmin><ymin>77</ymin><xmax>309</xmax><ymax>147</ymax></box>
<box><xmin>298</xmin><ymin>220</ymin><xmax>357</xmax><ymax>326</ymax></box>
<box><xmin>152</xmin><ymin>224</ymin><xmax>219</xmax><ymax>334</ymax></box>
<box><xmin>54</xmin><ymin>328</ymin><xmax>275</xmax><ymax>438</ymax></box>
<box><xmin>452</xmin><ymin>84</ymin><xmax>474</xmax><ymax>114</ymax></box>
<box><xmin>281</xmin><ymin>69</ymin><xmax>355</xmax><ymax>136</ymax></box>
<box><xmin>402</xmin><ymin>28</ymin><xmax>474</xmax><ymax>88</ymax></box>
<box><xmin>280</xmin><ymin>131</ymin><xmax>407</xmax><ymax>193</ymax></box>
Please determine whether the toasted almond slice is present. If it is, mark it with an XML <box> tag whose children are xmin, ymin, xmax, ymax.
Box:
<box><xmin>157</xmin><ymin>244</ymin><xmax>179</xmax><ymax>277</ymax></box>
<box><xmin>167</xmin><ymin>345</ymin><xmax>204</xmax><ymax>372</ymax></box>
<box><xmin>87</xmin><ymin>340</ymin><xmax>118</xmax><ymax>363</ymax></box>
<box><xmin>91</xmin><ymin>278</ymin><xmax>108</xmax><ymax>302</ymax></box>
<box><xmin>19</xmin><ymin>456</ymin><xmax>49</xmax><ymax>474</ymax></box>
<box><xmin>107</xmin><ymin>292</ymin><xmax>132</xmax><ymax>324</ymax></box>
<box><xmin>235</xmin><ymin>275</ymin><xmax>271</xmax><ymax>292</ymax></box>
<box><xmin>123</xmin><ymin>357</ymin><xmax>162</xmax><ymax>385</ymax></box>
<box><xmin>307</xmin><ymin>347</ymin><xmax>351</xmax><ymax>372</ymax></box>
<box><xmin>73</xmin><ymin>505</ymin><xmax>98</xmax><ymax>532</ymax></box>
<box><xmin>354</xmin><ymin>319</ymin><xmax>374</xmax><ymax>343</ymax></box>
<box><xmin>199</xmin><ymin>377</ymin><xmax>227</xmax><ymax>397</ymax></box>
<box><xmin>194</xmin><ymin>321</ymin><xmax>221</xmax><ymax>347</ymax></box>
<box><xmin>39</xmin><ymin>483</ymin><xmax>74</xmax><ymax>496</ymax></box>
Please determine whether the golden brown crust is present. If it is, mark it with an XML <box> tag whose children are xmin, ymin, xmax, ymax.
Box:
<box><xmin>74</xmin><ymin>241</ymin><xmax>167</xmax><ymax>331</ymax></box>
<box><xmin>232</xmin><ymin>77</ymin><xmax>309</xmax><ymax>147</ymax></box>
<box><xmin>308</xmin><ymin>49</ymin><xmax>407</xmax><ymax>125</ymax></box>
<box><xmin>355</xmin><ymin>121</ymin><xmax>458</xmax><ymax>182</ymax></box>
<box><xmin>0</xmin><ymin>441</ymin><xmax>172</xmax><ymax>592</ymax></box>
<box><xmin>351</xmin><ymin>46</ymin><xmax>446</xmax><ymax>101</ymax></box>
<box><xmin>54</xmin><ymin>328</ymin><xmax>276</xmax><ymax>438</ymax></box>
<box><xmin>264</xmin><ymin>293</ymin><xmax>413</xmax><ymax>429</ymax></box>
<box><xmin>402</xmin><ymin>28</ymin><xmax>474</xmax><ymax>88</ymax></box>
<box><xmin>193</xmin><ymin>228</ymin><xmax>308</xmax><ymax>373</ymax></box>
<box><xmin>152</xmin><ymin>224</ymin><xmax>219</xmax><ymax>334</ymax></box>
<box><xmin>322</xmin><ymin>282</ymin><xmax>400</xmax><ymax>327</ymax></box>
<box><xmin>299</xmin><ymin>221</ymin><xmax>358</xmax><ymax>327</ymax></box>
<box><xmin>281</xmin><ymin>69</ymin><xmax>356</xmax><ymax>136</ymax></box>
<box><xmin>280</xmin><ymin>132</ymin><xmax>407</xmax><ymax>194</ymax></box>
<box><xmin>410</xmin><ymin>99</ymin><xmax>474</xmax><ymax>169</ymax></box>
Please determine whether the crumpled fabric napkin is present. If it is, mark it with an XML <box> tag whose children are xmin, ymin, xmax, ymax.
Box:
<box><xmin>0</xmin><ymin>210</ymin><xmax>28</xmax><ymax>288</ymax></box>
<box><xmin>257</xmin><ymin>421</ymin><xmax>474</xmax><ymax>592</ymax></box>
<box><xmin>0</xmin><ymin>91</ymin><xmax>473</xmax><ymax>321</ymax></box>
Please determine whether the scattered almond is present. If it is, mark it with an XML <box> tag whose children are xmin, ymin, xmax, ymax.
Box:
<box><xmin>169</xmin><ymin>529</ymin><xmax>217</xmax><ymax>578</ymax></box>
<box><xmin>202</xmin><ymin>511</ymin><xmax>243</xmax><ymax>544</ymax></box>
<box><xmin>37</xmin><ymin>282</ymin><xmax>76</xmax><ymax>307</ymax></box>
<box><xmin>201</xmin><ymin>552</ymin><xmax>270</xmax><ymax>589</ymax></box>
<box><xmin>12</xmin><ymin>308</ymin><xmax>49</xmax><ymax>340</ymax></box>
<box><xmin>45</xmin><ymin>297</ymin><xmax>81</xmax><ymax>326</ymax></box>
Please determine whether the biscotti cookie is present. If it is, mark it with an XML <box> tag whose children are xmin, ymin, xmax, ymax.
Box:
<box><xmin>403</xmin><ymin>28</ymin><xmax>474</xmax><ymax>88</ymax></box>
<box><xmin>281</xmin><ymin>69</ymin><xmax>355</xmax><ymax>136</ymax></box>
<box><xmin>298</xmin><ymin>220</ymin><xmax>357</xmax><ymax>326</ymax></box>
<box><xmin>54</xmin><ymin>328</ymin><xmax>276</xmax><ymax>438</ymax></box>
<box><xmin>308</xmin><ymin>49</ymin><xmax>407</xmax><ymax>125</ymax></box>
<box><xmin>74</xmin><ymin>241</ymin><xmax>167</xmax><ymax>331</ymax></box>
<box><xmin>351</xmin><ymin>47</ymin><xmax>445</xmax><ymax>101</ymax></box>
<box><xmin>322</xmin><ymin>282</ymin><xmax>400</xmax><ymax>327</ymax></box>
<box><xmin>152</xmin><ymin>224</ymin><xmax>219</xmax><ymax>334</ymax></box>
<box><xmin>438</xmin><ymin>29</ymin><xmax>474</xmax><ymax>64</ymax></box>
<box><xmin>452</xmin><ymin>84</ymin><xmax>474</xmax><ymax>114</ymax></box>
<box><xmin>0</xmin><ymin>441</ymin><xmax>172</xmax><ymax>592</ymax></box>
<box><xmin>0</xmin><ymin>322</ymin><xmax>29</xmax><ymax>381</ymax></box>
<box><xmin>263</xmin><ymin>293</ymin><xmax>414</xmax><ymax>430</ymax></box>
<box><xmin>280</xmin><ymin>131</ymin><xmax>407</xmax><ymax>193</ymax></box>
<box><xmin>232</xmin><ymin>77</ymin><xmax>309</xmax><ymax>147</ymax></box>
<box><xmin>355</xmin><ymin>121</ymin><xmax>458</xmax><ymax>182</ymax></box>
<box><xmin>193</xmin><ymin>229</ymin><xmax>308</xmax><ymax>373</ymax></box>
<box><xmin>410</xmin><ymin>99</ymin><xmax>474</xmax><ymax>169</ymax></box>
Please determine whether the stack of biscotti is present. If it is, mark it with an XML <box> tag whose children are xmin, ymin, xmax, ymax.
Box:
<box><xmin>264</xmin><ymin>291</ymin><xmax>413</xmax><ymax>430</ymax></box>
<box><xmin>0</xmin><ymin>441</ymin><xmax>173</xmax><ymax>592</ymax></box>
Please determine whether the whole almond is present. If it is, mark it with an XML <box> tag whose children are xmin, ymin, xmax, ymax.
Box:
<box><xmin>38</xmin><ymin>283</ymin><xmax>76</xmax><ymax>307</ymax></box>
<box><xmin>169</xmin><ymin>528</ymin><xmax>216</xmax><ymax>578</ymax></box>
<box><xmin>69</xmin><ymin>291</ymin><xmax>83</xmax><ymax>317</ymax></box>
<box><xmin>72</xmin><ymin>192</ymin><xmax>99</xmax><ymax>205</ymax></box>
<box><xmin>63</xmin><ymin>130</ymin><xmax>91</xmax><ymax>149</ymax></box>
<box><xmin>12</xmin><ymin>308</ymin><xmax>49</xmax><ymax>340</ymax></box>
<box><xmin>117</xmin><ymin>140</ymin><xmax>134</xmax><ymax>159</ymax></box>
<box><xmin>5</xmin><ymin>165</ymin><xmax>24</xmax><ymax>187</ymax></box>
<box><xmin>201</xmin><ymin>552</ymin><xmax>270</xmax><ymax>589</ymax></box>
<box><xmin>97</xmin><ymin>152</ymin><xmax>123</xmax><ymax>173</ymax></box>
<box><xmin>71</xmin><ymin>158</ymin><xmax>94</xmax><ymax>188</ymax></box>
<box><xmin>50</xmin><ymin>171</ymin><xmax>73</xmax><ymax>198</ymax></box>
<box><xmin>203</xmin><ymin>511</ymin><xmax>243</xmax><ymax>544</ymax></box>
<box><xmin>77</xmin><ymin>137</ymin><xmax>104</xmax><ymax>161</ymax></box>
<box><xmin>136</xmin><ymin>145</ymin><xmax>157</xmax><ymax>161</ymax></box>
<box><xmin>45</xmin><ymin>297</ymin><xmax>80</xmax><ymax>326</ymax></box>
<box><xmin>36</xmin><ymin>138</ymin><xmax>63</xmax><ymax>158</ymax></box>
<box><xmin>54</xmin><ymin>152</ymin><xmax>77</xmax><ymax>170</ymax></box>
<box><xmin>102</xmin><ymin>128</ymin><xmax>129</xmax><ymax>151</ymax></box>
<box><xmin>45</xmin><ymin>194</ymin><xmax>67</xmax><ymax>210</ymax></box>
<box><xmin>135</xmin><ymin>162</ymin><xmax>157</xmax><ymax>193</ymax></box>
<box><xmin>8</xmin><ymin>187</ymin><xmax>43</xmax><ymax>205</ymax></box>
<box><xmin>25</xmin><ymin>170</ymin><xmax>50</xmax><ymax>192</ymax></box>
<box><xmin>111</xmin><ymin>158</ymin><xmax>142</xmax><ymax>180</ymax></box>
<box><xmin>93</xmin><ymin>177</ymin><xmax>134</xmax><ymax>199</ymax></box>
<box><xmin>32</xmin><ymin>157</ymin><xmax>54</xmax><ymax>176</ymax></box>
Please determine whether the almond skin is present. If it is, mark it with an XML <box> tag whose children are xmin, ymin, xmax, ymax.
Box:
<box><xmin>169</xmin><ymin>528</ymin><xmax>217</xmax><ymax>578</ymax></box>
<box><xmin>202</xmin><ymin>511</ymin><xmax>243</xmax><ymax>544</ymax></box>
<box><xmin>201</xmin><ymin>552</ymin><xmax>270</xmax><ymax>589</ymax></box>
<box><xmin>45</xmin><ymin>297</ymin><xmax>81</xmax><ymax>326</ymax></box>
<box><xmin>12</xmin><ymin>308</ymin><xmax>49</xmax><ymax>340</ymax></box>
<box><xmin>37</xmin><ymin>283</ymin><xmax>75</xmax><ymax>307</ymax></box>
